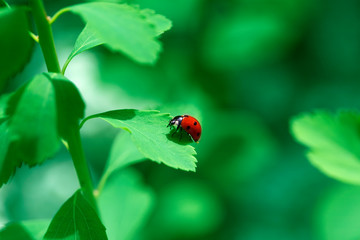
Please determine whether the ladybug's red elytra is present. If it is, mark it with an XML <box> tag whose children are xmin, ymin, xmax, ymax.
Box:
<box><xmin>167</xmin><ymin>115</ymin><xmax>202</xmax><ymax>142</ymax></box>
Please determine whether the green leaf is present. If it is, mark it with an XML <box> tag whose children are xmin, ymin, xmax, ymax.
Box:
<box><xmin>63</xmin><ymin>7</ymin><xmax>172</xmax><ymax>71</ymax></box>
<box><xmin>62</xmin><ymin>24</ymin><xmax>104</xmax><ymax>74</ymax></box>
<box><xmin>68</xmin><ymin>2</ymin><xmax>171</xmax><ymax>64</ymax></box>
<box><xmin>44</xmin><ymin>189</ymin><xmax>107</xmax><ymax>240</ymax></box>
<box><xmin>98</xmin><ymin>169</ymin><xmax>154</xmax><ymax>240</ymax></box>
<box><xmin>140</xmin><ymin>8</ymin><xmax>172</xmax><ymax>36</ymax></box>
<box><xmin>45</xmin><ymin>72</ymin><xmax>85</xmax><ymax>141</ymax></box>
<box><xmin>133</xmin><ymin>0</ymin><xmax>202</xmax><ymax>33</ymax></box>
<box><xmin>0</xmin><ymin>220</ymin><xmax>50</xmax><ymax>240</ymax></box>
<box><xmin>291</xmin><ymin>110</ymin><xmax>360</xmax><ymax>185</ymax></box>
<box><xmin>105</xmin><ymin>131</ymin><xmax>144</xmax><ymax>177</ymax></box>
<box><xmin>0</xmin><ymin>121</ymin><xmax>19</xmax><ymax>186</ymax></box>
<box><xmin>0</xmin><ymin>73</ymin><xmax>85</xmax><ymax>186</ymax></box>
<box><xmin>97</xmin><ymin>131</ymin><xmax>145</xmax><ymax>194</ymax></box>
<box><xmin>6</xmin><ymin>74</ymin><xmax>59</xmax><ymax>166</ymax></box>
<box><xmin>81</xmin><ymin>109</ymin><xmax>197</xmax><ymax>171</ymax></box>
<box><xmin>0</xmin><ymin>7</ymin><xmax>33</xmax><ymax>90</ymax></box>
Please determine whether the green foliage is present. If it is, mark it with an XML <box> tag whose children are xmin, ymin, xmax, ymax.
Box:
<box><xmin>0</xmin><ymin>1</ymin><xmax>8</xmax><ymax>7</ymax></box>
<box><xmin>81</xmin><ymin>109</ymin><xmax>197</xmax><ymax>171</ymax></box>
<box><xmin>62</xmin><ymin>24</ymin><xmax>104</xmax><ymax>74</ymax></box>
<box><xmin>47</xmin><ymin>73</ymin><xmax>85</xmax><ymax>141</ymax></box>
<box><xmin>146</xmin><ymin>180</ymin><xmax>223</xmax><ymax>239</ymax></box>
<box><xmin>203</xmin><ymin>14</ymin><xmax>288</xmax><ymax>70</ymax></box>
<box><xmin>6</xmin><ymin>0</ymin><xmax>359</xmax><ymax>239</ymax></box>
<box><xmin>98</xmin><ymin>169</ymin><xmax>154</xmax><ymax>240</ymax></box>
<box><xmin>102</xmin><ymin>131</ymin><xmax>144</xmax><ymax>181</ymax></box>
<box><xmin>0</xmin><ymin>0</ymin><xmax>207</xmax><ymax>239</ymax></box>
<box><xmin>0</xmin><ymin>94</ymin><xmax>10</xmax><ymax>120</ymax></box>
<box><xmin>201</xmin><ymin>111</ymin><xmax>277</xmax><ymax>191</ymax></box>
<box><xmin>202</xmin><ymin>0</ymin><xmax>314</xmax><ymax>70</ymax></box>
<box><xmin>68</xmin><ymin>2</ymin><xmax>171</xmax><ymax>64</ymax></box>
<box><xmin>44</xmin><ymin>190</ymin><xmax>107</xmax><ymax>240</ymax></box>
<box><xmin>0</xmin><ymin>7</ymin><xmax>33</xmax><ymax>91</ymax></box>
<box><xmin>139</xmin><ymin>8</ymin><xmax>172</xmax><ymax>35</ymax></box>
<box><xmin>0</xmin><ymin>220</ymin><xmax>50</xmax><ymax>240</ymax></box>
<box><xmin>316</xmin><ymin>184</ymin><xmax>360</xmax><ymax>240</ymax></box>
<box><xmin>0</xmin><ymin>73</ymin><xmax>84</xmax><ymax>186</ymax></box>
<box><xmin>0</xmin><ymin>121</ymin><xmax>17</xmax><ymax>185</ymax></box>
<box><xmin>291</xmin><ymin>110</ymin><xmax>360</xmax><ymax>185</ymax></box>
<box><xmin>1</xmin><ymin>75</ymin><xmax>59</xmax><ymax>185</ymax></box>
<box><xmin>133</xmin><ymin>0</ymin><xmax>202</xmax><ymax>33</ymax></box>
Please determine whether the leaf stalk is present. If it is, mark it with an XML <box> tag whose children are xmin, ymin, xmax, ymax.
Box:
<box><xmin>67</xmin><ymin>128</ymin><xmax>98</xmax><ymax>212</ymax></box>
<box><xmin>50</xmin><ymin>8</ymin><xmax>70</xmax><ymax>25</ymax></box>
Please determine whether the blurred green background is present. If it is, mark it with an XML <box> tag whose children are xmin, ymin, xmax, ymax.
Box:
<box><xmin>2</xmin><ymin>0</ymin><xmax>360</xmax><ymax>239</ymax></box>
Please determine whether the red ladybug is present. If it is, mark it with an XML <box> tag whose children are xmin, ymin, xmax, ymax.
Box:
<box><xmin>167</xmin><ymin>115</ymin><xmax>202</xmax><ymax>142</ymax></box>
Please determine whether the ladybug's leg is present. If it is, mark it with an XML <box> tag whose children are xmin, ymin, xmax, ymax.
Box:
<box><xmin>176</xmin><ymin>125</ymin><xmax>182</xmax><ymax>141</ymax></box>
<box><xmin>172</xmin><ymin>124</ymin><xmax>181</xmax><ymax>137</ymax></box>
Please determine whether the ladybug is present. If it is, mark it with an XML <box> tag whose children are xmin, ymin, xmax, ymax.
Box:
<box><xmin>167</xmin><ymin>115</ymin><xmax>202</xmax><ymax>142</ymax></box>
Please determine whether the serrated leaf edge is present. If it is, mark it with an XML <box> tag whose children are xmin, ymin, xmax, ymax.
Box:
<box><xmin>80</xmin><ymin>109</ymin><xmax>197</xmax><ymax>171</ymax></box>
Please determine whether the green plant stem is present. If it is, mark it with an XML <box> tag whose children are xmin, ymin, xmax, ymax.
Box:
<box><xmin>67</xmin><ymin>128</ymin><xmax>98</xmax><ymax>212</ymax></box>
<box><xmin>50</xmin><ymin>8</ymin><xmax>70</xmax><ymax>25</ymax></box>
<box><xmin>29</xmin><ymin>0</ymin><xmax>97</xmax><ymax>211</ymax></box>
<box><xmin>30</xmin><ymin>0</ymin><xmax>61</xmax><ymax>73</ymax></box>
<box><xmin>29</xmin><ymin>31</ymin><xmax>39</xmax><ymax>42</ymax></box>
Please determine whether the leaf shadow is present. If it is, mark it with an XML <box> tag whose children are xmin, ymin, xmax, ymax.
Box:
<box><xmin>166</xmin><ymin>129</ymin><xmax>193</xmax><ymax>145</ymax></box>
<box><xmin>101</xmin><ymin>109</ymin><xmax>137</xmax><ymax>120</ymax></box>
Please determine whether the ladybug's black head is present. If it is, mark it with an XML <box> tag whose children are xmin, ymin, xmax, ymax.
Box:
<box><xmin>167</xmin><ymin>115</ymin><xmax>183</xmax><ymax>127</ymax></box>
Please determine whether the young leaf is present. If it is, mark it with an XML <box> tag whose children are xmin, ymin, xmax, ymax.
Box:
<box><xmin>104</xmin><ymin>131</ymin><xmax>144</xmax><ymax>178</ymax></box>
<box><xmin>45</xmin><ymin>72</ymin><xmax>85</xmax><ymax>141</ymax></box>
<box><xmin>81</xmin><ymin>109</ymin><xmax>197</xmax><ymax>171</ymax></box>
<box><xmin>68</xmin><ymin>2</ymin><xmax>171</xmax><ymax>64</ymax></box>
<box><xmin>97</xmin><ymin>131</ymin><xmax>145</xmax><ymax>193</ymax></box>
<box><xmin>0</xmin><ymin>220</ymin><xmax>50</xmax><ymax>240</ymax></box>
<box><xmin>291</xmin><ymin>110</ymin><xmax>360</xmax><ymax>185</ymax></box>
<box><xmin>0</xmin><ymin>73</ymin><xmax>84</xmax><ymax>186</ymax></box>
<box><xmin>62</xmin><ymin>25</ymin><xmax>104</xmax><ymax>74</ymax></box>
<box><xmin>44</xmin><ymin>189</ymin><xmax>107</xmax><ymax>240</ymax></box>
<box><xmin>98</xmin><ymin>169</ymin><xmax>154</xmax><ymax>240</ymax></box>
<box><xmin>0</xmin><ymin>7</ymin><xmax>33</xmax><ymax>90</ymax></box>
